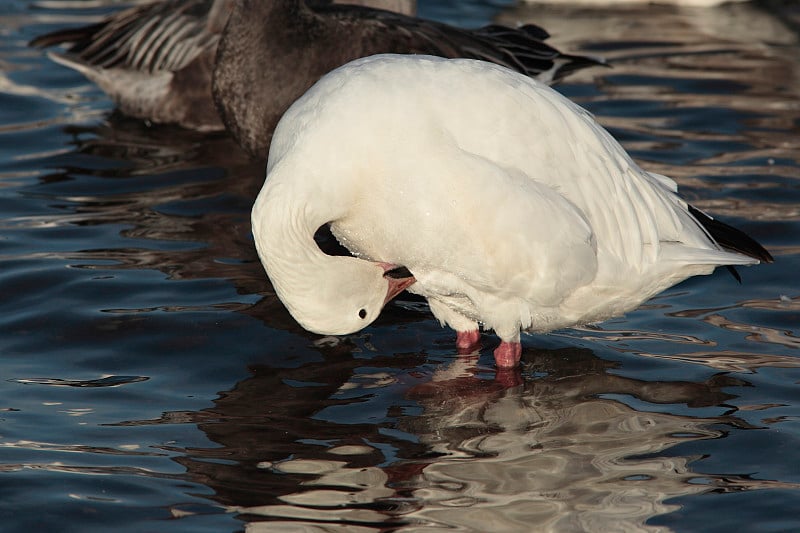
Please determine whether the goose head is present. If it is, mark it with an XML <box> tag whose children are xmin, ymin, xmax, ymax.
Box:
<box><xmin>277</xmin><ymin>257</ymin><xmax>416</xmax><ymax>336</ymax></box>
<box><xmin>251</xmin><ymin>174</ymin><xmax>416</xmax><ymax>335</ymax></box>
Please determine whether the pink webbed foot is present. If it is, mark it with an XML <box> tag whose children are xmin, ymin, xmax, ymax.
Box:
<box><xmin>456</xmin><ymin>329</ymin><xmax>481</xmax><ymax>354</ymax></box>
<box><xmin>493</xmin><ymin>341</ymin><xmax>522</xmax><ymax>369</ymax></box>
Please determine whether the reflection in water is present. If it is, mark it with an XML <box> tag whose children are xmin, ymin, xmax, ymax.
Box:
<box><xmin>113</xmin><ymin>342</ymin><xmax>427</xmax><ymax>523</ymax></box>
<box><xmin>9</xmin><ymin>112</ymin><xmax>429</xmax><ymax>335</ymax></box>
<box><xmin>3</xmin><ymin>112</ymin><xmax>271</xmax><ymax>301</ymax></box>
<box><xmin>111</xmin><ymin>345</ymin><xmax>797</xmax><ymax>532</ymax></box>
<box><xmin>392</xmin><ymin>350</ymin><xmax>746</xmax><ymax>532</ymax></box>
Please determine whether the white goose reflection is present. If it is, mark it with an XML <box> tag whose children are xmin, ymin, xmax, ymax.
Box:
<box><xmin>217</xmin><ymin>347</ymin><xmax>785</xmax><ymax>532</ymax></box>
<box><xmin>391</xmin><ymin>353</ymin><xmax>724</xmax><ymax>532</ymax></box>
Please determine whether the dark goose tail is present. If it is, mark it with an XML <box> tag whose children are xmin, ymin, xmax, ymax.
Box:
<box><xmin>688</xmin><ymin>205</ymin><xmax>774</xmax><ymax>283</ymax></box>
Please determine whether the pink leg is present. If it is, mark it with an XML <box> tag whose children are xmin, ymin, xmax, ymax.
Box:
<box><xmin>493</xmin><ymin>341</ymin><xmax>522</xmax><ymax>369</ymax></box>
<box><xmin>456</xmin><ymin>329</ymin><xmax>481</xmax><ymax>353</ymax></box>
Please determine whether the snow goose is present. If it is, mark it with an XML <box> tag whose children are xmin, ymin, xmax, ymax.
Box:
<box><xmin>29</xmin><ymin>0</ymin><xmax>416</xmax><ymax>131</ymax></box>
<box><xmin>251</xmin><ymin>54</ymin><xmax>772</xmax><ymax>369</ymax></box>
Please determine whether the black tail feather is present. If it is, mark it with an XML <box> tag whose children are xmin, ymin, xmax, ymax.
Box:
<box><xmin>725</xmin><ymin>265</ymin><xmax>742</xmax><ymax>284</ymax></box>
<box><xmin>688</xmin><ymin>204</ymin><xmax>774</xmax><ymax>268</ymax></box>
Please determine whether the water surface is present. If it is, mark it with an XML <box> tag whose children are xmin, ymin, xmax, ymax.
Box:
<box><xmin>1</xmin><ymin>1</ymin><xmax>799</xmax><ymax>531</ymax></box>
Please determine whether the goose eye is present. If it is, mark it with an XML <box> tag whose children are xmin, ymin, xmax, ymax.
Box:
<box><xmin>358</xmin><ymin>308</ymin><xmax>367</xmax><ymax>319</ymax></box>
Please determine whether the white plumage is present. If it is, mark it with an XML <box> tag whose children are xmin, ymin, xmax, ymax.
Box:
<box><xmin>251</xmin><ymin>54</ymin><xmax>768</xmax><ymax>368</ymax></box>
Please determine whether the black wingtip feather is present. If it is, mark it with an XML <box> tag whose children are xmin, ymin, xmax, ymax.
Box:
<box><xmin>688</xmin><ymin>205</ymin><xmax>774</xmax><ymax>264</ymax></box>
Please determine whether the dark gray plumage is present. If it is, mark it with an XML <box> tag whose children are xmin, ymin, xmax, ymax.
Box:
<box><xmin>30</xmin><ymin>1</ymin><xmax>412</xmax><ymax>131</ymax></box>
<box><xmin>213</xmin><ymin>0</ymin><xmax>604</xmax><ymax>157</ymax></box>
<box><xmin>31</xmin><ymin>0</ymin><xmax>233</xmax><ymax>131</ymax></box>
<box><xmin>31</xmin><ymin>0</ymin><xmax>603</xmax><ymax>156</ymax></box>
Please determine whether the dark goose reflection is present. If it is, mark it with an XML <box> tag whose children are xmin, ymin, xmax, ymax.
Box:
<box><xmin>110</xmin><ymin>343</ymin><xmax>790</xmax><ymax>532</ymax></box>
<box><xmin>41</xmin><ymin>113</ymin><xmax>263</xmax><ymax>280</ymax></box>
<box><xmin>28</xmin><ymin>113</ymin><xmax>429</xmax><ymax>336</ymax></box>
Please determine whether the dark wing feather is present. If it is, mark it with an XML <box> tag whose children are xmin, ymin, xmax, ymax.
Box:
<box><xmin>317</xmin><ymin>4</ymin><xmax>605</xmax><ymax>82</ymax></box>
<box><xmin>29</xmin><ymin>0</ymin><xmax>225</xmax><ymax>74</ymax></box>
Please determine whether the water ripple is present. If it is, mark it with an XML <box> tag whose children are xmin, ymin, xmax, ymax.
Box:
<box><xmin>0</xmin><ymin>1</ymin><xmax>798</xmax><ymax>532</ymax></box>
<box><xmin>10</xmin><ymin>375</ymin><xmax>149</xmax><ymax>387</ymax></box>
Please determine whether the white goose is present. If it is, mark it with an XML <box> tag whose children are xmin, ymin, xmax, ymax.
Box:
<box><xmin>251</xmin><ymin>54</ymin><xmax>771</xmax><ymax>369</ymax></box>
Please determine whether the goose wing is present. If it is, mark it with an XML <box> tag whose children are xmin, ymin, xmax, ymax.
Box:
<box><xmin>30</xmin><ymin>0</ymin><xmax>229</xmax><ymax>74</ymax></box>
<box><xmin>316</xmin><ymin>4</ymin><xmax>605</xmax><ymax>82</ymax></box>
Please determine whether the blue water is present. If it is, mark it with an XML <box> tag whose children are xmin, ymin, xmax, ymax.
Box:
<box><xmin>1</xmin><ymin>1</ymin><xmax>799</xmax><ymax>532</ymax></box>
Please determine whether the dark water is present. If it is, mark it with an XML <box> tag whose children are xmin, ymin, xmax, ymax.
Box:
<box><xmin>1</xmin><ymin>1</ymin><xmax>799</xmax><ymax>531</ymax></box>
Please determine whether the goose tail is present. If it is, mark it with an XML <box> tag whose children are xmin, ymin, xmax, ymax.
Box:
<box><xmin>688</xmin><ymin>205</ymin><xmax>773</xmax><ymax>263</ymax></box>
<box><xmin>687</xmin><ymin>204</ymin><xmax>773</xmax><ymax>283</ymax></box>
<box><xmin>473</xmin><ymin>23</ymin><xmax>607</xmax><ymax>83</ymax></box>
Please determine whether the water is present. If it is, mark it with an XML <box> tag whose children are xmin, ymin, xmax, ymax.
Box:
<box><xmin>1</xmin><ymin>1</ymin><xmax>799</xmax><ymax>531</ymax></box>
